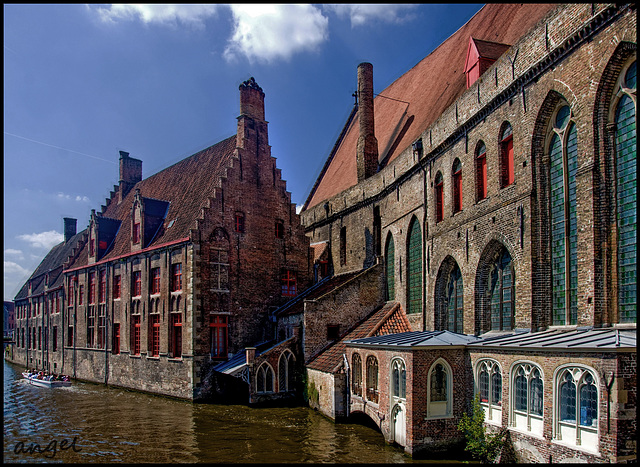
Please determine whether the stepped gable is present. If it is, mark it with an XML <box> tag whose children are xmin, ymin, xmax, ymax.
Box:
<box><xmin>307</xmin><ymin>302</ymin><xmax>411</xmax><ymax>373</ymax></box>
<box><xmin>67</xmin><ymin>136</ymin><xmax>237</xmax><ymax>269</ymax></box>
<box><xmin>14</xmin><ymin>229</ymin><xmax>86</xmax><ymax>300</ymax></box>
<box><xmin>304</xmin><ymin>3</ymin><xmax>557</xmax><ymax>209</ymax></box>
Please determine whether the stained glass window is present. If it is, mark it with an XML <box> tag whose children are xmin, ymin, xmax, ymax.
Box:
<box><xmin>580</xmin><ymin>374</ymin><xmax>598</xmax><ymax>427</ymax></box>
<box><xmin>491</xmin><ymin>367</ymin><xmax>502</xmax><ymax>406</ymax></box>
<box><xmin>430</xmin><ymin>363</ymin><xmax>448</xmax><ymax>402</ymax></box>
<box><xmin>489</xmin><ymin>248</ymin><xmax>514</xmax><ymax>330</ymax></box>
<box><xmin>407</xmin><ymin>219</ymin><xmax>422</xmax><ymax>314</ymax></box>
<box><xmin>386</xmin><ymin>235</ymin><xmax>395</xmax><ymax>301</ymax></box>
<box><xmin>479</xmin><ymin>366</ymin><xmax>489</xmax><ymax>403</ymax></box>
<box><xmin>352</xmin><ymin>353</ymin><xmax>362</xmax><ymax>397</ymax></box>
<box><xmin>446</xmin><ymin>264</ymin><xmax>464</xmax><ymax>333</ymax></box>
<box><xmin>560</xmin><ymin>372</ymin><xmax>576</xmax><ymax>422</ymax></box>
<box><xmin>616</xmin><ymin>91</ymin><xmax>636</xmax><ymax>323</ymax></box>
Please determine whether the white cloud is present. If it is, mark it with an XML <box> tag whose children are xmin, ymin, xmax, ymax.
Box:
<box><xmin>4</xmin><ymin>260</ymin><xmax>30</xmax><ymax>279</ymax></box>
<box><xmin>224</xmin><ymin>4</ymin><xmax>329</xmax><ymax>64</ymax></box>
<box><xmin>17</xmin><ymin>230</ymin><xmax>64</xmax><ymax>250</ymax></box>
<box><xmin>324</xmin><ymin>4</ymin><xmax>417</xmax><ymax>27</ymax></box>
<box><xmin>4</xmin><ymin>249</ymin><xmax>24</xmax><ymax>260</ymax></box>
<box><xmin>56</xmin><ymin>192</ymin><xmax>90</xmax><ymax>203</ymax></box>
<box><xmin>95</xmin><ymin>4</ymin><xmax>219</xmax><ymax>28</ymax></box>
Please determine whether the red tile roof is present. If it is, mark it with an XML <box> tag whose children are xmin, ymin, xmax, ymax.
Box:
<box><xmin>67</xmin><ymin>136</ymin><xmax>237</xmax><ymax>269</ymax></box>
<box><xmin>307</xmin><ymin>302</ymin><xmax>411</xmax><ymax>372</ymax></box>
<box><xmin>304</xmin><ymin>4</ymin><xmax>557</xmax><ymax>209</ymax></box>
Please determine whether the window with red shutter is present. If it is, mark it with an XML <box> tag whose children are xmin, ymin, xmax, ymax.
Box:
<box><xmin>452</xmin><ymin>158</ymin><xmax>462</xmax><ymax>213</ymax></box>
<box><xmin>500</xmin><ymin>123</ymin><xmax>514</xmax><ymax>187</ymax></box>
<box><xmin>435</xmin><ymin>172</ymin><xmax>444</xmax><ymax>222</ymax></box>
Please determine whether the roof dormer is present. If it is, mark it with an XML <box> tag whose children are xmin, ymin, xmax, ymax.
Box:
<box><xmin>130</xmin><ymin>188</ymin><xmax>170</xmax><ymax>251</ymax></box>
<box><xmin>89</xmin><ymin>209</ymin><xmax>121</xmax><ymax>262</ymax></box>
<box><xmin>464</xmin><ymin>36</ymin><xmax>510</xmax><ymax>88</ymax></box>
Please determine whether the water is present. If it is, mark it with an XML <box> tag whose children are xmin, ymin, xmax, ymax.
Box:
<box><xmin>4</xmin><ymin>361</ymin><xmax>458</xmax><ymax>463</ymax></box>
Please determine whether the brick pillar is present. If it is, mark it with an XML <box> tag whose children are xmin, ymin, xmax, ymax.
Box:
<box><xmin>356</xmin><ymin>62</ymin><xmax>379</xmax><ymax>181</ymax></box>
<box><xmin>118</xmin><ymin>151</ymin><xmax>142</xmax><ymax>203</ymax></box>
<box><xmin>63</xmin><ymin>217</ymin><xmax>77</xmax><ymax>243</ymax></box>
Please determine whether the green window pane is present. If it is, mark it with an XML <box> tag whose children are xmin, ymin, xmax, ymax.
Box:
<box><xmin>407</xmin><ymin>219</ymin><xmax>422</xmax><ymax>314</ymax></box>
<box><xmin>386</xmin><ymin>236</ymin><xmax>395</xmax><ymax>301</ymax></box>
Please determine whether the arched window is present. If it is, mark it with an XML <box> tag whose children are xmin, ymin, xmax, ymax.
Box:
<box><xmin>452</xmin><ymin>158</ymin><xmax>463</xmax><ymax>213</ymax></box>
<box><xmin>428</xmin><ymin>359</ymin><xmax>452</xmax><ymax>418</ymax></box>
<box><xmin>435</xmin><ymin>172</ymin><xmax>444</xmax><ymax>222</ymax></box>
<box><xmin>476</xmin><ymin>141</ymin><xmax>487</xmax><ymax>201</ymax></box>
<box><xmin>511</xmin><ymin>363</ymin><xmax>543</xmax><ymax>435</ymax></box>
<box><xmin>555</xmin><ymin>366</ymin><xmax>599</xmax><ymax>451</ymax></box>
<box><xmin>385</xmin><ymin>234</ymin><xmax>395</xmax><ymax>301</ymax></box>
<box><xmin>352</xmin><ymin>353</ymin><xmax>363</xmax><ymax>397</ymax></box>
<box><xmin>500</xmin><ymin>122</ymin><xmax>514</xmax><ymax>188</ymax></box>
<box><xmin>278</xmin><ymin>350</ymin><xmax>295</xmax><ymax>392</ymax></box>
<box><xmin>549</xmin><ymin>103</ymin><xmax>578</xmax><ymax>325</ymax></box>
<box><xmin>256</xmin><ymin>363</ymin><xmax>275</xmax><ymax>394</ymax></box>
<box><xmin>446</xmin><ymin>263</ymin><xmax>464</xmax><ymax>334</ymax></box>
<box><xmin>391</xmin><ymin>358</ymin><xmax>406</xmax><ymax>400</ymax></box>
<box><xmin>407</xmin><ymin>218</ymin><xmax>422</xmax><ymax>315</ymax></box>
<box><xmin>477</xmin><ymin>359</ymin><xmax>502</xmax><ymax>424</ymax></box>
<box><xmin>615</xmin><ymin>60</ymin><xmax>636</xmax><ymax>323</ymax></box>
<box><xmin>489</xmin><ymin>248</ymin><xmax>514</xmax><ymax>331</ymax></box>
<box><xmin>366</xmin><ymin>356</ymin><xmax>379</xmax><ymax>403</ymax></box>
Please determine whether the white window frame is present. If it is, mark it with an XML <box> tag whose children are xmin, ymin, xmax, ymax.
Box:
<box><xmin>509</xmin><ymin>361</ymin><xmax>544</xmax><ymax>437</ymax></box>
<box><xmin>427</xmin><ymin>358</ymin><xmax>453</xmax><ymax>419</ymax></box>
<box><xmin>552</xmin><ymin>364</ymin><xmax>600</xmax><ymax>454</ymax></box>
<box><xmin>476</xmin><ymin>359</ymin><xmax>503</xmax><ymax>425</ymax></box>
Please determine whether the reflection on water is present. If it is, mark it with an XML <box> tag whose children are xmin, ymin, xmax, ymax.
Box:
<box><xmin>4</xmin><ymin>361</ymin><xmax>453</xmax><ymax>463</ymax></box>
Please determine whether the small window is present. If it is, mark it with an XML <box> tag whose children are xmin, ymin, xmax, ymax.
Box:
<box><xmin>171</xmin><ymin>263</ymin><xmax>182</xmax><ymax>292</ymax></box>
<box><xmin>256</xmin><ymin>363</ymin><xmax>275</xmax><ymax>393</ymax></box>
<box><xmin>340</xmin><ymin>227</ymin><xmax>347</xmax><ymax>266</ymax></box>
<box><xmin>99</xmin><ymin>270</ymin><xmax>106</xmax><ymax>303</ymax></box>
<box><xmin>150</xmin><ymin>267</ymin><xmax>161</xmax><ymax>295</ymax></box>
<box><xmin>428</xmin><ymin>360</ymin><xmax>452</xmax><ymax>418</ymax></box>
<box><xmin>89</xmin><ymin>272</ymin><xmax>96</xmax><ymax>304</ymax></box>
<box><xmin>366</xmin><ymin>356</ymin><xmax>379</xmax><ymax>404</ymax></box>
<box><xmin>52</xmin><ymin>326</ymin><xmax>58</xmax><ymax>352</ymax></box>
<box><xmin>391</xmin><ymin>358</ymin><xmax>406</xmax><ymax>400</ymax></box>
<box><xmin>210</xmin><ymin>314</ymin><xmax>228</xmax><ymax>358</ymax></box>
<box><xmin>452</xmin><ymin>158</ymin><xmax>462</xmax><ymax>213</ymax></box>
<box><xmin>281</xmin><ymin>270</ymin><xmax>297</xmax><ymax>297</ymax></box>
<box><xmin>326</xmin><ymin>324</ymin><xmax>340</xmax><ymax>341</ymax></box>
<box><xmin>132</xmin><ymin>271</ymin><xmax>142</xmax><ymax>297</ymax></box>
<box><xmin>275</xmin><ymin>221</ymin><xmax>284</xmax><ymax>239</ymax></box>
<box><xmin>149</xmin><ymin>314</ymin><xmax>160</xmax><ymax>357</ymax></box>
<box><xmin>511</xmin><ymin>363</ymin><xmax>543</xmax><ymax>436</ymax></box>
<box><xmin>112</xmin><ymin>323</ymin><xmax>120</xmax><ymax>354</ymax></box>
<box><xmin>435</xmin><ymin>172</ymin><xmax>444</xmax><ymax>222</ymax></box>
<box><xmin>170</xmin><ymin>313</ymin><xmax>182</xmax><ymax>358</ymax></box>
<box><xmin>500</xmin><ymin>123</ymin><xmax>514</xmax><ymax>188</ymax></box>
<box><xmin>476</xmin><ymin>141</ymin><xmax>487</xmax><ymax>201</ymax></box>
<box><xmin>555</xmin><ymin>367</ymin><xmax>599</xmax><ymax>451</ymax></box>
<box><xmin>113</xmin><ymin>275</ymin><xmax>121</xmax><ymax>299</ymax></box>
<box><xmin>131</xmin><ymin>315</ymin><xmax>141</xmax><ymax>355</ymax></box>
<box><xmin>352</xmin><ymin>353</ymin><xmax>363</xmax><ymax>397</ymax></box>
<box><xmin>133</xmin><ymin>222</ymin><xmax>141</xmax><ymax>244</ymax></box>
<box><xmin>235</xmin><ymin>212</ymin><xmax>245</xmax><ymax>233</ymax></box>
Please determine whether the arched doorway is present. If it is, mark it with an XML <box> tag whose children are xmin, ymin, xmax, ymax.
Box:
<box><xmin>391</xmin><ymin>403</ymin><xmax>406</xmax><ymax>447</ymax></box>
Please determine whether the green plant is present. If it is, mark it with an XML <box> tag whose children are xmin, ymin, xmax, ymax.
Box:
<box><xmin>457</xmin><ymin>394</ymin><xmax>507</xmax><ymax>463</ymax></box>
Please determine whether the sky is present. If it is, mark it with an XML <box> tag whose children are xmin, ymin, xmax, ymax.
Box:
<box><xmin>4</xmin><ymin>3</ymin><xmax>483</xmax><ymax>299</ymax></box>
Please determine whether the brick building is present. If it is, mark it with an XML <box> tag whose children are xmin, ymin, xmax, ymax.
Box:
<box><xmin>10</xmin><ymin>77</ymin><xmax>312</xmax><ymax>400</ymax></box>
<box><xmin>299</xmin><ymin>3</ymin><xmax>636</xmax><ymax>463</ymax></box>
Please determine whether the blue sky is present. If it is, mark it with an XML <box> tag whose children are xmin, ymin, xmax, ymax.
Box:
<box><xmin>4</xmin><ymin>4</ymin><xmax>483</xmax><ymax>299</ymax></box>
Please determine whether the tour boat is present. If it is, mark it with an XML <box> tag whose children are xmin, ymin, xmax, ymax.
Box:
<box><xmin>22</xmin><ymin>372</ymin><xmax>71</xmax><ymax>388</ymax></box>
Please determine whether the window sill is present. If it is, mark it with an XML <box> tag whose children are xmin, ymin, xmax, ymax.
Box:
<box><xmin>130</xmin><ymin>355</ymin><xmax>141</xmax><ymax>359</ymax></box>
<box><xmin>508</xmin><ymin>426</ymin><xmax>544</xmax><ymax>441</ymax></box>
<box><xmin>552</xmin><ymin>439</ymin><xmax>600</xmax><ymax>456</ymax></box>
<box><xmin>475</xmin><ymin>196</ymin><xmax>489</xmax><ymax>205</ymax></box>
<box><xmin>425</xmin><ymin>414</ymin><xmax>454</xmax><ymax>421</ymax></box>
<box><xmin>146</xmin><ymin>356</ymin><xmax>160</xmax><ymax>360</ymax></box>
<box><xmin>167</xmin><ymin>357</ymin><xmax>183</xmax><ymax>362</ymax></box>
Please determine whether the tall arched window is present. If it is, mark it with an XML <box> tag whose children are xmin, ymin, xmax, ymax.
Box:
<box><xmin>385</xmin><ymin>234</ymin><xmax>395</xmax><ymax>301</ymax></box>
<box><xmin>615</xmin><ymin>60</ymin><xmax>636</xmax><ymax>323</ymax></box>
<box><xmin>278</xmin><ymin>350</ymin><xmax>295</xmax><ymax>392</ymax></box>
<box><xmin>435</xmin><ymin>172</ymin><xmax>444</xmax><ymax>222</ymax></box>
<box><xmin>446</xmin><ymin>263</ymin><xmax>464</xmax><ymax>334</ymax></box>
<box><xmin>391</xmin><ymin>358</ymin><xmax>406</xmax><ymax>400</ymax></box>
<box><xmin>477</xmin><ymin>359</ymin><xmax>502</xmax><ymax>424</ymax></box>
<box><xmin>511</xmin><ymin>362</ymin><xmax>543</xmax><ymax>436</ymax></box>
<box><xmin>549</xmin><ymin>103</ymin><xmax>578</xmax><ymax>325</ymax></box>
<box><xmin>555</xmin><ymin>366</ymin><xmax>599</xmax><ymax>450</ymax></box>
<box><xmin>352</xmin><ymin>353</ymin><xmax>363</xmax><ymax>397</ymax></box>
<box><xmin>500</xmin><ymin>122</ymin><xmax>514</xmax><ymax>188</ymax></box>
<box><xmin>452</xmin><ymin>158</ymin><xmax>463</xmax><ymax>213</ymax></box>
<box><xmin>428</xmin><ymin>359</ymin><xmax>452</xmax><ymax>418</ymax></box>
<box><xmin>366</xmin><ymin>356</ymin><xmax>379</xmax><ymax>403</ymax></box>
<box><xmin>407</xmin><ymin>218</ymin><xmax>422</xmax><ymax>315</ymax></box>
<box><xmin>489</xmin><ymin>248</ymin><xmax>514</xmax><ymax>331</ymax></box>
<box><xmin>476</xmin><ymin>141</ymin><xmax>487</xmax><ymax>201</ymax></box>
<box><xmin>256</xmin><ymin>363</ymin><xmax>275</xmax><ymax>394</ymax></box>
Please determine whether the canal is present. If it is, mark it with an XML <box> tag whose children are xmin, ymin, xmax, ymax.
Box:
<box><xmin>3</xmin><ymin>361</ymin><xmax>461</xmax><ymax>463</ymax></box>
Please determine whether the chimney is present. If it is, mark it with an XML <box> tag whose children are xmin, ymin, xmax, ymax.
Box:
<box><xmin>118</xmin><ymin>150</ymin><xmax>142</xmax><ymax>203</ymax></box>
<box><xmin>63</xmin><ymin>217</ymin><xmax>77</xmax><ymax>243</ymax></box>
<box><xmin>356</xmin><ymin>62</ymin><xmax>379</xmax><ymax>182</ymax></box>
<box><xmin>239</xmin><ymin>77</ymin><xmax>265</xmax><ymax>122</ymax></box>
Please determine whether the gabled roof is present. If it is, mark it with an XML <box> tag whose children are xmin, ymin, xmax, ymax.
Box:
<box><xmin>14</xmin><ymin>229</ymin><xmax>86</xmax><ymax>300</ymax></box>
<box><xmin>67</xmin><ymin>136</ymin><xmax>237</xmax><ymax>269</ymax></box>
<box><xmin>304</xmin><ymin>3</ymin><xmax>558</xmax><ymax>209</ymax></box>
<box><xmin>464</xmin><ymin>37</ymin><xmax>511</xmax><ymax>72</ymax></box>
<box><xmin>307</xmin><ymin>302</ymin><xmax>412</xmax><ymax>372</ymax></box>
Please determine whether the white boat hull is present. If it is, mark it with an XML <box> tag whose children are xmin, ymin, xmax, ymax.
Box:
<box><xmin>22</xmin><ymin>373</ymin><xmax>71</xmax><ymax>388</ymax></box>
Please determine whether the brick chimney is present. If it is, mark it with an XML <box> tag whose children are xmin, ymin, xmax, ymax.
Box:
<box><xmin>245</xmin><ymin>347</ymin><xmax>256</xmax><ymax>367</ymax></box>
<box><xmin>356</xmin><ymin>62</ymin><xmax>379</xmax><ymax>181</ymax></box>
<box><xmin>239</xmin><ymin>77</ymin><xmax>265</xmax><ymax>122</ymax></box>
<box><xmin>118</xmin><ymin>150</ymin><xmax>142</xmax><ymax>203</ymax></box>
<box><xmin>63</xmin><ymin>217</ymin><xmax>77</xmax><ymax>243</ymax></box>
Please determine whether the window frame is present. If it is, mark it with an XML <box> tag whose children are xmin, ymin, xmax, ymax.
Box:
<box><xmin>256</xmin><ymin>362</ymin><xmax>275</xmax><ymax>394</ymax></box>
<box><xmin>427</xmin><ymin>358</ymin><xmax>453</xmax><ymax>419</ymax></box>
<box><xmin>435</xmin><ymin>171</ymin><xmax>444</xmax><ymax>222</ymax></box>
<box><xmin>132</xmin><ymin>270</ymin><xmax>142</xmax><ymax>297</ymax></box>
<box><xmin>150</xmin><ymin>267</ymin><xmax>161</xmax><ymax>295</ymax></box>
<box><xmin>475</xmin><ymin>141</ymin><xmax>488</xmax><ymax>201</ymax></box>
<box><xmin>281</xmin><ymin>270</ymin><xmax>297</xmax><ymax>297</ymax></box>
<box><xmin>351</xmin><ymin>353</ymin><xmax>363</xmax><ymax>397</ymax></box>
<box><xmin>171</xmin><ymin>263</ymin><xmax>182</xmax><ymax>292</ymax></box>
<box><xmin>510</xmin><ymin>362</ymin><xmax>544</xmax><ymax>437</ymax></box>
<box><xmin>500</xmin><ymin>123</ymin><xmax>514</xmax><ymax>188</ymax></box>
<box><xmin>209</xmin><ymin>314</ymin><xmax>228</xmax><ymax>359</ymax></box>
<box><xmin>366</xmin><ymin>355</ymin><xmax>379</xmax><ymax>404</ymax></box>
<box><xmin>476</xmin><ymin>359</ymin><xmax>503</xmax><ymax>425</ymax></box>
<box><xmin>452</xmin><ymin>158</ymin><xmax>463</xmax><ymax>213</ymax></box>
